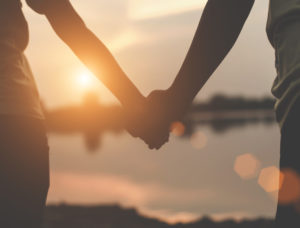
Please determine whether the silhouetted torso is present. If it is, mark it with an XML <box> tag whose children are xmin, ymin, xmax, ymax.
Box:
<box><xmin>267</xmin><ymin>0</ymin><xmax>300</xmax><ymax>44</ymax></box>
<box><xmin>0</xmin><ymin>0</ymin><xmax>28</xmax><ymax>52</ymax></box>
<box><xmin>267</xmin><ymin>0</ymin><xmax>300</xmax><ymax>129</ymax></box>
<box><xmin>0</xmin><ymin>0</ymin><xmax>44</xmax><ymax>119</ymax></box>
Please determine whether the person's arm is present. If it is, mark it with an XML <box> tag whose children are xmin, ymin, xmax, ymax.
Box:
<box><xmin>26</xmin><ymin>0</ymin><xmax>144</xmax><ymax>108</ymax></box>
<box><xmin>166</xmin><ymin>0</ymin><xmax>255</xmax><ymax>119</ymax></box>
<box><xmin>26</xmin><ymin>0</ymin><xmax>165</xmax><ymax>147</ymax></box>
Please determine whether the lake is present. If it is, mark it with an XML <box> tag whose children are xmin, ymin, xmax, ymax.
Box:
<box><xmin>46</xmin><ymin>117</ymin><xmax>280</xmax><ymax>224</ymax></box>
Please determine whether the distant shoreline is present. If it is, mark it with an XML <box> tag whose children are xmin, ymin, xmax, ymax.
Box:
<box><xmin>43</xmin><ymin>204</ymin><xmax>274</xmax><ymax>228</ymax></box>
<box><xmin>42</xmin><ymin>94</ymin><xmax>277</xmax><ymax>150</ymax></box>
<box><xmin>188</xmin><ymin>109</ymin><xmax>275</xmax><ymax>122</ymax></box>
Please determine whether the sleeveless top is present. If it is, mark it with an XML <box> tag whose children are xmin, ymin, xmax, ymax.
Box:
<box><xmin>267</xmin><ymin>0</ymin><xmax>300</xmax><ymax>128</ymax></box>
<box><xmin>0</xmin><ymin>0</ymin><xmax>44</xmax><ymax>119</ymax></box>
<box><xmin>267</xmin><ymin>0</ymin><xmax>300</xmax><ymax>45</ymax></box>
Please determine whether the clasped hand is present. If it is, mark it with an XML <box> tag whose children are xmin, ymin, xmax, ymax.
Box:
<box><xmin>125</xmin><ymin>90</ymin><xmax>176</xmax><ymax>150</ymax></box>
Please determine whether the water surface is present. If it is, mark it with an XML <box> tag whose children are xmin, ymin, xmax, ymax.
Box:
<box><xmin>47</xmin><ymin>121</ymin><xmax>280</xmax><ymax>223</ymax></box>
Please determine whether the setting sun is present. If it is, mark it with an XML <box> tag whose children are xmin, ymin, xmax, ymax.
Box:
<box><xmin>76</xmin><ymin>70</ymin><xmax>95</xmax><ymax>88</ymax></box>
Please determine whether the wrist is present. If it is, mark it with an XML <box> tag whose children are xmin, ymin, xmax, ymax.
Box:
<box><xmin>165</xmin><ymin>86</ymin><xmax>189</xmax><ymax>121</ymax></box>
<box><xmin>122</xmin><ymin>90</ymin><xmax>146</xmax><ymax>111</ymax></box>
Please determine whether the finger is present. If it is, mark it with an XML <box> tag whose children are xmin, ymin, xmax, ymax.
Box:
<box><xmin>153</xmin><ymin>139</ymin><xmax>168</xmax><ymax>150</ymax></box>
<box><xmin>148</xmin><ymin>144</ymin><xmax>155</xmax><ymax>150</ymax></box>
<box><xmin>154</xmin><ymin>136</ymin><xmax>169</xmax><ymax>150</ymax></box>
<box><xmin>147</xmin><ymin>132</ymin><xmax>169</xmax><ymax>150</ymax></box>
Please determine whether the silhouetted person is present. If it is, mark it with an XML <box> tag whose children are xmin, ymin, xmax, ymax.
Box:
<box><xmin>0</xmin><ymin>0</ymin><xmax>165</xmax><ymax>227</ymax></box>
<box><xmin>25</xmin><ymin>0</ymin><xmax>167</xmax><ymax>145</ymax></box>
<box><xmin>144</xmin><ymin>0</ymin><xmax>300</xmax><ymax>227</ymax></box>
<box><xmin>0</xmin><ymin>1</ymin><xmax>49</xmax><ymax>227</ymax></box>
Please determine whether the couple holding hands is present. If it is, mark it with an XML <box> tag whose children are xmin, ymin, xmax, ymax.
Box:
<box><xmin>1</xmin><ymin>0</ymin><xmax>300</xmax><ymax>227</ymax></box>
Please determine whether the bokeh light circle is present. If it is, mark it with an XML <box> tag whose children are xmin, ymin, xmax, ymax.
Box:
<box><xmin>234</xmin><ymin>153</ymin><xmax>261</xmax><ymax>180</ymax></box>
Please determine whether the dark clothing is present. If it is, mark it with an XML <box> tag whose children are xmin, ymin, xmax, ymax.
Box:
<box><xmin>275</xmin><ymin>98</ymin><xmax>300</xmax><ymax>227</ymax></box>
<box><xmin>272</xmin><ymin>21</ymin><xmax>300</xmax><ymax>129</ymax></box>
<box><xmin>0</xmin><ymin>0</ymin><xmax>28</xmax><ymax>52</ymax></box>
<box><xmin>267</xmin><ymin>0</ymin><xmax>300</xmax><ymax>46</ymax></box>
<box><xmin>0</xmin><ymin>116</ymin><xmax>49</xmax><ymax>228</ymax></box>
<box><xmin>0</xmin><ymin>0</ymin><xmax>44</xmax><ymax>119</ymax></box>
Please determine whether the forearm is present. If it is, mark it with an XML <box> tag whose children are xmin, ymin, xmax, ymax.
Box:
<box><xmin>169</xmin><ymin>0</ymin><xmax>255</xmax><ymax>116</ymax></box>
<box><xmin>43</xmin><ymin>0</ymin><xmax>144</xmax><ymax>107</ymax></box>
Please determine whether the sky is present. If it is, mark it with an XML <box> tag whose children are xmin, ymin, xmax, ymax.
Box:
<box><xmin>22</xmin><ymin>0</ymin><xmax>275</xmax><ymax>109</ymax></box>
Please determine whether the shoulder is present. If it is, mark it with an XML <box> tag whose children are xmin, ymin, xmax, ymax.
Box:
<box><xmin>25</xmin><ymin>0</ymin><xmax>71</xmax><ymax>14</ymax></box>
<box><xmin>25</xmin><ymin>0</ymin><xmax>46</xmax><ymax>14</ymax></box>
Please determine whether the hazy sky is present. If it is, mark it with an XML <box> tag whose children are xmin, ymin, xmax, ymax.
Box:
<box><xmin>22</xmin><ymin>0</ymin><xmax>275</xmax><ymax>108</ymax></box>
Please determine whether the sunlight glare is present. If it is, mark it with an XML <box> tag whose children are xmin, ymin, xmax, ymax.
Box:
<box><xmin>170</xmin><ymin>122</ymin><xmax>186</xmax><ymax>137</ymax></box>
<box><xmin>76</xmin><ymin>70</ymin><xmax>95</xmax><ymax>89</ymax></box>
<box><xmin>277</xmin><ymin>169</ymin><xmax>300</xmax><ymax>205</ymax></box>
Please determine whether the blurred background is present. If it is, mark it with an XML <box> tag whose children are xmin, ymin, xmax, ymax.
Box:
<box><xmin>22</xmin><ymin>0</ymin><xmax>279</xmax><ymax>226</ymax></box>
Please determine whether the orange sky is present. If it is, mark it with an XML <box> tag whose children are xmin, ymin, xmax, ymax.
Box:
<box><xmin>22</xmin><ymin>0</ymin><xmax>275</xmax><ymax>109</ymax></box>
